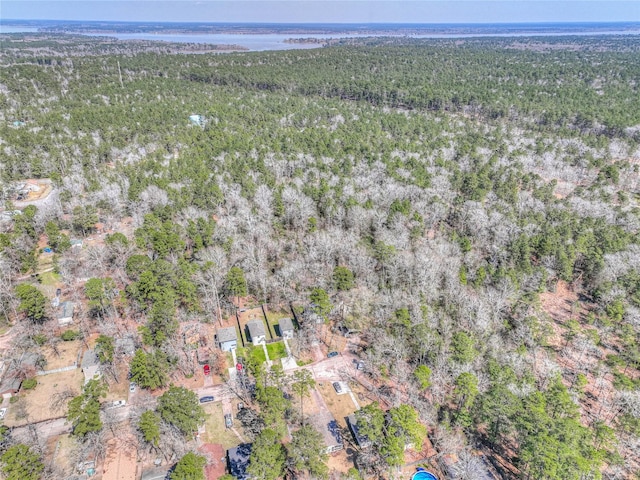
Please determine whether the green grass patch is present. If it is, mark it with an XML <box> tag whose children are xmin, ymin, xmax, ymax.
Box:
<box><xmin>265</xmin><ymin>309</ymin><xmax>292</xmax><ymax>322</ymax></box>
<box><xmin>235</xmin><ymin>346</ymin><xmax>267</xmax><ymax>366</ymax></box>
<box><xmin>250</xmin><ymin>346</ymin><xmax>266</xmax><ymax>364</ymax></box>
<box><xmin>266</xmin><ymin>342</ymin><xmax>287</xmax><ymax>360</ymax></box>
<box><xmin>202</xmin><ymin>402</ymin><xmax>244</xmax><ymax>448</ymax></box>
<box><xmin>38</xmin><ymin>271</ymin><xmax>61</xmax><ymax>286</ymax></box>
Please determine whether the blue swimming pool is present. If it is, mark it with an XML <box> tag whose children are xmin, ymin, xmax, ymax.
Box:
<box><xmin>411</xmin><ymin>471</ymin><xmax>437</xmax><ymax>480</ymax></box>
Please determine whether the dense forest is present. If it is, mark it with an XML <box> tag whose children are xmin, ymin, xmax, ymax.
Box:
<box><xmin>0</xmin><ymin>33</ymin><xmax>640</xmax><ymax>480</ymax></box>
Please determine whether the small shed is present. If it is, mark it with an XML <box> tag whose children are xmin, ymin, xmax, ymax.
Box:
<box><xmin>246</xmin><ymin>320</ymin><xmax>266</xmax><ymax>346</ymax></box>
<box><xmin>57</xmin><ymin>301</ymin><xmax>75</xmax><ymax>326</ymax></box>
<box><xmin>347</xmin><ymin>414</ymin><xmax>372</xmax><ymax>448</ymax></box>
<box><xmin>279</xmin><ymin>317</ymin><xmax>294</xmax><ymax>339</ymax></box>
<box><xmin>227</xmin><ymin>443</ymin><xmax>252</xmax><ymax>480</ymax></box>
<box><xmin>81</xmin><ymin>349</ymin><xmax>101</xmax><ymax>385</ymax></box>
<box><xmin>216</xmin><ymin>327</ymin><xmax>238</xmax><ymax>352</ymax></box>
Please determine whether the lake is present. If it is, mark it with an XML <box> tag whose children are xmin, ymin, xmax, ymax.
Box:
<box><xmin>2</xmin><ymin>23</ymin><xmax>640</xmax><ymax>51</ymax></box>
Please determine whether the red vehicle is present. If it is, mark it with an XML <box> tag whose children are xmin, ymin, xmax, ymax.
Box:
<box><xmin>203</xmin><ymin>364</ymin><xmax>211</xmax><ymax>375</ymax></box>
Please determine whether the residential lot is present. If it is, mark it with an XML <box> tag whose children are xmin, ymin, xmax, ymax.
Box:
<box><xmin>317</xmin><ymin>380</ymin><xmax>364</xmax><ymax>430</ymax></box>
<box><xmin>6</xmin><ymin>368</ymin><xmax>83</xmax><ymax>426</ymax></box>
<box><xmin>237</xmin><ymin>307</ymin><xmax>272</xmax><ymax>343</ymax></box>
<box><xmin>42</xmin><ymin>339</ymin><xmax>81</xmax><ymax>370</ymax></box>
<box><xmin>48</xmin><ymin>434</ymin><xmax>76</xmax><ymax>476</ymax></box>
<box><xmin>102</xmin><ymin>434</ymin><xmax>138</xmax><ymax>480</ymax></box>
<box><xmin>201</xmin><ymin>401</ymin><xmax>245</xmax><ymax>448</ymax></box>
<box><xmin>264</xmin><ymin>307</ymin><xmax>294</xmax><ymax>336</ymax></box>
<box><xmin>103</xmin><ymin>363</ymin><xmax>132</xmax><ymax>402</ymax></box>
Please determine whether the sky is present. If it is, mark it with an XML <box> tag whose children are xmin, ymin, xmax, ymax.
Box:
<box><xmin>1</xmin><ymin>0</ymin><xmax>639</xmax><ymax>24</ymax></box>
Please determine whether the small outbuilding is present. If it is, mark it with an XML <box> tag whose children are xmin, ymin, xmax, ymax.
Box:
<box><xmin>278</xmin><ymin>317</ymin><xmax>294</xmax><ymax>339</ymax></box>
<box><xmin>246</xmin><ymin>320</ymin><xmax>266</xmax><ymax>346</ymax></box>
<box><xmin>216</xmin><ymin>326</ymin><xmax>238</xmax><ymax>352</ymax></box>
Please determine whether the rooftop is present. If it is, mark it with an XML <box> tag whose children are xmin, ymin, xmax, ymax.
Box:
<box><xmin>140</xmin><ymin>468</ymin><xmax>170</xmax><ymax>480</ymax></box>
<box><xmin>246</xmin><ymin>319</ymin><xmax>266</xmax><ymax>338</ymax></box>
<box><xmin>217</xmin><ymin>326</ymin><xmax>238</xmax><ymax>343</ymax></box>
<box><xmin>81</xmin><ymin>349</ymin><xmax>100</xmax><ymax>369</ymax></box>
<box><xmin>279</xmin><ymin>317</ymin><xmax>294</xmax><ymax>332</ymax></box>
<box><xmin>0</xmin><ymin>375</ymin><xmax>22</xmax><ymax>394</ymax></box>
<box><xmin>308</xmin><ymin>412</ymin><xmax>343</xmax><ymax>451</ymax></box>
<box><xmin>57</xmin><ymin>301</ymin><xmax>75</xmax><ymax>319</ymax></box>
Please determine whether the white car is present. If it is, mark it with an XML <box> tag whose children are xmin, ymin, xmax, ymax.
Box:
<box><xmin>129</xmin><ymin>382</ymin><xmax>136</xmax><ymax>393</ymax></box>
<box><xmin>112</xmin><ymin>400</ymin><xmax>126</xmax><ymax>408</ymax></box>
<box><xmin>0</xmin><ymin>408</ymin><xmax>6</xmax><ymax>420</ymax></box>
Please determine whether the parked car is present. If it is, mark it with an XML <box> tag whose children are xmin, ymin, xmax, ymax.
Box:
<box><xmin>199</xmin><ymin>396</ymin><xmax>214</xmax><ymax>403</ymax></box>
<box><xmin>327</xmin><ymin>351</ymin><xmax>339</xmax><ymax>358</ymax></box>
<box><xmin>0</xmin><ymin>408</ymin><xmax>6</xmax><ymax>419</ymax></box>
<box><xmin>203</xmin><ymin>364</ymin><xmax>210</xmax><ymax>375</ymax></box>
<box><xmin>129</xmin><ymin>382</ymin><xmax>136</xmax><ymax>393</ymax></box>
<box><xmin>332</xmin><ymin>382</ymin><xmax>343</xmax><ymax>394</ymax></box>
<box><xmin>224</xmin><ymin>413</ymin><xmax>233</xmax><ymax>428</ymax></box>
<box><xmin>112</xmin><ymin>400</ymin><xmax>126</xmax><ymax>408</ymax></box>
<box><xmin>237</xmin><ymin>402</ymin><xmax>244</xmax><ymax>410</ymax></box>
<box><xmin>355</xmin><ymin>361</ymin><xmax>365</xmax><ymax>371</ymax></box>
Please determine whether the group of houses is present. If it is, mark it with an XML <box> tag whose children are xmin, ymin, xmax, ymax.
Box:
<box><xmin>0</xmin><ymin>293</ymin><xmax>76</xmax><ymax>398</ymax></box>
<box><xmin>214</xmin><ymin>309</ymin><xmax>346</xmax><ymax>479</ymax></box>
<box><xmin>214</xmin><ymin>314</ymin><xmax>295</xmax><ymax>351</ymax></box>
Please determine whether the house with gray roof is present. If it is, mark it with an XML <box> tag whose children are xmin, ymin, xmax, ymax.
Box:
<box><xmin>246</xmin><ymin>320</ymin><xmax>266</xmax><ymax>346</ymax></box>
<box><xmin>216</xmin><ymin>326</ymin><xmax>238</xmax><ymax>351</ymax></box>
<box><xmin>278</xmin><ymin>317</ymin><xmax>294</xmax><ymax>339</ymax></box>
<box><xmin>140</xmin><ymin>468</ymin><xmax>170</xmax><ymax>480</ymax></box>
<box><xmin>57</xmin><ymin>301</ymin><xmax>75</xmax><ymax>326</ymax></box>
<box><xmin>309</xmin><ymin>412</ymin><xmax>343</xmax><ymax>454</ymax></box>
<box><xmin>0</xmin><ymin>375</ymin><xmax>22</xmax><ymax>399</ymax></box>
<box><xmin>0</xmin><ymin>352</ymin><xmax>41</xmax><ymax>398</ymax></box>
<box><xmin>81</xmin><ymin>349</ymin><xmax>101</xmax><ymax>384</ymax></box>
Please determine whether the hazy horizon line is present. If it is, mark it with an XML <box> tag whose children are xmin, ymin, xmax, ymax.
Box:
<box><xmin>4</xmin><ymin>19</ymin><xmax>640</xmax><ymax>25</ymax></box>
